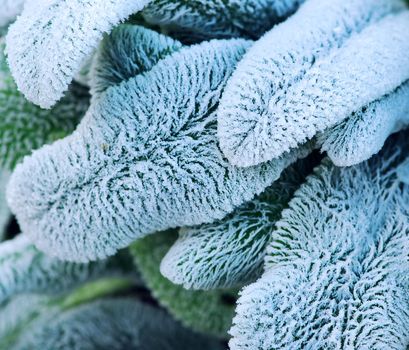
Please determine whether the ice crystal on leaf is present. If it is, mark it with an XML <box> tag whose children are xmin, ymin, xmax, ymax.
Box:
<box><xmin>143</xmin><ymin>0</ymin><xmax>304</xmax><ymax>41</ymax></box>
<box><xmin>160</xmin><ymin>155</ymin><xmax>319</xmax><ymax>290</ymax></box>
<box><xmin>318</xmin><ymin>81</ymin><xmax>409</xmax><ymax>167</ymax></box>
<box><xmin>7</xmin><ymin>39</ymin><xmax>312</xmax><ymax>262</ymax></box>
<box><xmin>90</xmin><ymin>24</ymin><xmax>182</xmax><ymax>96</ymax></box>
<box><xmin>6</xmin><ymin>0</ymin><xmax>154</xmax><ymax>108</ymax></box>
<box><xmin>131</xmin><ymin>230</ymin><xmax>237</xmax><ymax>338</ymax></box>
<box><xmin>218</xmin><ymin>0</ymin><xmax>409</xmax><ymax>167</ymax></box>
<box><xmin>230</xmin><ymin>132</ymin><xmax>409</xmax><ymax>350</ymax></box>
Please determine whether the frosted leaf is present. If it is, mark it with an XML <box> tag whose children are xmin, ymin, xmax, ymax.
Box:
<box><xmin>131</xmin><ymin>230</ymin><xmax>237</xmax><ymax>338</ymax></box>
<box><xmin>397</xmin><ymin>156</ymin><xmax>409</xmax><ymax>185</ymax></box>
<box><xmin>0</xmin><ymin>294</ymin><xmax>50</xmax><ymax>349</ymax></box>
<box><xmin>7</xmin><ymin>39</ymin><xmax>313</xmax><ymax>262</ymax></box>
<box><xmin>218</xmin><ymin>0</ymin><xmax>408</xmax><ymax>167</ymax></box>
<box><xmin>0</xmin><ymin>0</ymin><xmax>25</xmax><ymax>28</ymax></box>
<box><xmin>5</xmin><ymin>0</ymin><xmax>154</xmax><ymax>108</ymax></box>
<box><xmin>230</xmin><ymin>133</ymin><xmax>409</xmax><ymax>350</ymax></box>
<box><xmin>0</xmin><ymin>40</ymin><xmax>89</xmax><ymax>169</ymax></box>
<box><xmin>0</xmin><ymin>170</ymin><xmax>10</xmax><ymax>239</ymax></box>
<box><xmin>319</xmin><ymin>80</ymin><xmax>409</xmax><ymax>166</ymax></box>
<box><xmin>12</xmin><ymin>298</ymin><xmax>222</xmax><ymax>350</ymax></box>
<box><xmin>90</xmin><ymin>24</ymin><xmax>182</xmax><ymax>95</ymax></box>
<box><xmin>143</xmin><ymin>0</ymin><xmax>304</xmax><ymax>41</ymax></box>
<box><xmin>160</xmin><ymin>155</ymin><xmax>319</xmax><ymax>290</ymax></box>
<box><xmin>0</xmin><ymin>234</ymin><xmax>134</xmax><ymax>303</ymax></box>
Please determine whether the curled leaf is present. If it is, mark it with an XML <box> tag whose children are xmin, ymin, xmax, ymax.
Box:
<box><xmin>230</xmin><ymin>132</ymin><xmax>409</xmax><ymax>350</ymax></box>
<box><xmin>217</xmin><ymin>0</ymin><xmax>408</xmax><ymax>167</ymax></box>
<box><xmin>6</xmin><ymin>0</ymin><xmax>153</xmax><ymax>108</ymax></box>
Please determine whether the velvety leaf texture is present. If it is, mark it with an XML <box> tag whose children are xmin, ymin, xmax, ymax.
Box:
<box><xmin>160</xmin><ymin>155</ymin><xmax>318</xmax><ymax>290</ymax></box>
<box><xmin>5</xmin><ymin>0</ymin><xmax>154</xmax><ymax>108</ymax></box>
<box><xmin>230</xmin><ymin>132</ymin><xmax>409</xmax><ymax>350</ymax></box>
<box><xmin>90</xmin><ymin>24</ymin><xmax>182</xmax><ymax>95</ymax></box>
<box><xmin>0</xmin><ymin>235</ymin><xmax>133</xmax><ymax>303</ymax></box>
<box><xmin>0</xmin><ymin>40</ymin><xmax>89</xmax><ymax>169</ymax></box>
<box><xmin>11</xmin><ymin>298</ymin><xmax>222</xmax><ymax>350</ymax></box>
<box><xmin>131</xmin><ymin>230</ymin><xmax>237</xmax><ymax>338</ymax></box>
<box><xmin>217</xmin><ymin>0</ymin><xmax>409</xmax><ymax>167</ymax></box>
<box><xmin>7</xmin><ymin>39</ymin><xmax>312</xmax><ymax>262</ymax></box>
<box><xmin>319</xmin><ymin>80</ymin><xmax>409</xmax><ymax>166</ymax></box>
<box><xmin>143</xmin><ymin>0</ymin><xmax>304</xmax><ymax>41</ymax></box>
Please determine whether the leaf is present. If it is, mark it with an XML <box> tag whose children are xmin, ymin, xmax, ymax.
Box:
<box><xmin>229</xmin><ymin>132</ymin><xmax>409</xmax><ymax>350</ymax></box>
<box><xmin>0</xmin><ymin>40</ymin><xmax>89</xmax><ymax>169</ymax></box>
<box><xmin>0</xmin><ymin>234</ymin><xmax>134</xmax><ymax>303</ymax></box>
<box><xmin>131</xmin><ymin>230</ymin><xmax>237</xmax><ymax>338</ymax></box>
<box><xmin>319</xmin><ymin>80</ymin><xmax>409</xmax><ymax>166</ymax></box>
<box><xmin>397</xmin><ymin>156</ymin><xmax>409</xmax><ymax>185</ymax></box>
<box><xmin>90</xmin><ymin>24</ymin><xmax>182</xmax><ymax>95</ymax></box>
<box><xmin>5</xmin><ymin>0</ymin><xmax>154</xmax><ymax>108</ymax></box>
<box><xmin>7</xmin><ymin>39</ymin><xmax>312</xmax><ymax>262</ymax></box>
<box><xmin>0</xmin><ymin>0</ymin><xmax>25</xmax><ymax>28</ymax></box>
<box><xmin>0</xmin><ymin>169</ymin><xmax>10</xmax><ymax>240</ymax></box>
<box><xmin>217</xmin><ymin>0</ymin><xmax>408</xmax><ymax>167</ymax></box>
<box><xmin>143</xmin><ymin>0</ymin><xmax>304</xmax><ymax>41</ymax></box>
<box><xmin>160</xmin><ymin>154</ymin><xmax>319</xmax><ymax>290</ymax></box>
<box><xmin>11</xmin><ymin>298</ymin><xmax>223</xmax><ymax>350</ymax></box>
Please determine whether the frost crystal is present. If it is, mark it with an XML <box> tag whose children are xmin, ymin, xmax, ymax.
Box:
<box><xmin>230</xmin><ymin>133</ymin><xmax>409</xmax><ymax>350</ymax></box>
<box><xmin>218</xmin><ymin>0</ymin><xmax>409</xmax><ymax>167</ymax></box>
<box><xmin>160</xmin><ymin>155</ymin><xmax>318</xmax><ymax>290</ymax></box>
<box><xmin>143</xmin><ymin>0</ymin><xmax>304</xmax><ymax>41</ymax></box>
<box><xmin>131</xmin><ymin>230</ymin><xmax>237</xmax><ymax>338</ymax></box>
<box><xmin>91</xmin><ymin>25</ymin><xmax>182</xmax><ymax>96</ymax></box>
<box><xmin>0</xmin><ymin>235</ymin><xmax>133</xmax><ymax>303</ymax></box>
<box><xmin>8</xmin><ymin>39</ymin><xmax>312</xmax><ymax>262</ymax></box>
<box><xmin>0</xmin><ymin>40</ymin><xmax>89</xmax><ymax>169</ymax></box>
<box><xmin>319</xmin><ymin>80</ymin><xmax>409</xmax><ymax>166</ymax></box>
<box><xmin>5</xmin><ymin>0</ymin><xmax>154</xmax><ymax>108</ymax></box>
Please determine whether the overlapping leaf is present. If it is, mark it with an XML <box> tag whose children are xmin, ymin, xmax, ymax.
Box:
<box><xmin>218</xmin><ymin>0</ymin><xmax>409</xmax><ymax>167</ymax></box>
<box><xmin>319</xmin><ymin>81</ymin><xmax>409</xmax><ymax>166</ymax></box>
<box><xmin>143</xmin><ymin>0</ymin><xmax>304</xmax><ymax>41</ymax></box>
<box><xmin>8</xmin><ymin>38</ymin><xmax>312</xmax><ymax>262</ymax></box>
<box><xmin>6</xmin><ymin>0</ymin><xmax>154</xmax><ymax>108</ymax></box>
<box><xmin>131</xmin><ymin>230</ymin><xmax>237</xmax><ymax>338</ymax></box>
<box><xmin>160</xmin><ymin>155</ymin><xmax>319</xmax><ymax>290</ymax></box>
<box><xmin>90</xmin><ymin>24</ymin><xmax>182</xmax><ymax>95</ymax></box>
<box><xmin>230</xmin><ymin>132</ymin><xmax>409</xmax><ymax>350</ymax></box>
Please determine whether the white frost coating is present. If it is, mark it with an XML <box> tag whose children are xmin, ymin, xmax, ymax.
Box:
<box><xmin>0</xmin><ymin>0</ymin><xmax>25</xmax><ymax>27</ymax></box>
<box><xmin>7</xmin><ymin>39</ymin><xmax>313</xmax><ymax>262</ymax></box>
<box><xmin>319</xmin><ymin>80</ymin><xmax>409</xmax><ymax>166</ymax></box>
<box><xmin>12</xmin><ymin>298</ymin><xmax>221</xmax><ymax>350</ymax></box>
<box><xmin>218</xmin><ymin>0</ymin><xmax>407</xmax><ymax>167</ymax></box>
<box><xmin>0</xmin><ymin>170</ymin><xmax>10</xmax><ymax>239</ymax></box>
<box><xmin>230</xmin><ymin>133</ymin><xmax>409</xmax><ymax>350</ymax></box>
<box><xmin>0</xmin><ymin>235</ymin><xmax>129</xmax><ymax>302</ymax></box>
<box><xmin>160</xmin><ymin>157</ymin><xmax>316</xmax><ymax>290</ymax></box>
<box><xmin>143</xmin><ymin>0</ymin><xmax>304</xmax><ymax>40</ymax></box>
<box><xmin>5</xmin><ymin>0</ymin><xmax>153</xmax><ymax>108</ymax></box>
<box><xmin>90</xmin><ymin>24</ymin><xmax>182</xmax><ymax>96</ymax></box>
